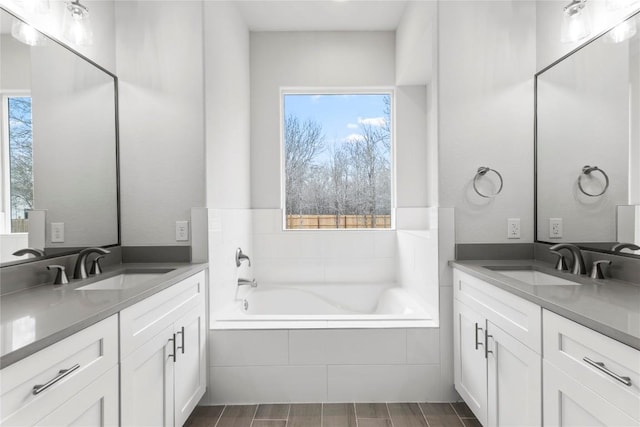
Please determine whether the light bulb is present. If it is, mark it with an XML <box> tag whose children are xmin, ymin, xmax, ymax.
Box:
<box><xmin>561</xmin><ymin>0</ymin><xmax>591</xmax><ymax>43</ymax></box>
<box><xmin>63</xmin><ymin>1</ymin><xmax>93</xmax><ymax>45</ymax></box>
<box><xmin>606</xmin><ymin>18</ymin><xmax>638</xmax><ymax>42</ymax></box>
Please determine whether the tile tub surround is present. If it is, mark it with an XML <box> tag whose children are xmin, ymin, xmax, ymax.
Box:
<box><xmin>208</xmin><ymin>328</ymin><xmax>443</xmax><ymax>404</ymax></box>
<box><xmin>185</xmin><ymin>402</ymin><xmax>480</xmax><ymax>427</ymax></box>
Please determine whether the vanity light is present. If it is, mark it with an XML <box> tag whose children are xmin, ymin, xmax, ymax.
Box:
<box><xmin>561</xmin><ymin>0</ymin><xmax>591</xmax><ymax>43</ymax></box>
<box><xmin>63</xmin><ymin>0</ymin><xmax>93</xmax><ymax>46</ymax></box>
<box><xmin>11</xmin><ymin>19</ymin><xmax>47</xmax><ymax>46</ymax></box>
<box><xmin>606</xmin><ymin>17</ymin><xmax>637</xmax><ymax>42</ymax></box>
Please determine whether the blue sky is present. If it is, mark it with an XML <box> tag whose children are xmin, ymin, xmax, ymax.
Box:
<box><xmin>283</xmin><ymin>93</ymin><xmax>389</xmax><ymax>148</ymax></box>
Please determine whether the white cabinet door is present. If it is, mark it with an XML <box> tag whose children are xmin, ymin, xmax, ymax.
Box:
<box><xmin>36</xmin><ymin>366</ymin><xmax>119</xmax><ymax>427</ymax></box>
<box><xmin>543</xmin><ymin>360</ymin><xmax>638</xmax><ymax>427</ymax></box>
<box><xmin>174</xmin><ymin>303</ymin><xmax>207</xmax><ymax>427</ymax></box>
<box><xmin>487</xmin><ymin>321</ymin><xmax>541</xmax><ymax>427</ymax></box>
<box><xmin>454</xmin><ymin>299</ymin><xmax>488</xmax><ymax>425</ymax></box>
<box><xmin>121</xmin><ymin>325</ymin><xmax>175</xmax><ymax>427</ymax></box>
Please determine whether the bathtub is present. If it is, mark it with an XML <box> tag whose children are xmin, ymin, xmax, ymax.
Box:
<box><xmin>209</xmin><ymin>282</ymin><xmax>439</xmax><ymax>403</ymax></box>
<box><xmin>212</xmin><ymin>282</ymin><xmax>435</xmax><ymax>329</ymax></box>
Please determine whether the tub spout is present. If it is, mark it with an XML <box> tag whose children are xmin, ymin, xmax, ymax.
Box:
<box><xmin>238</xmin><ymin>278</ymin><xmax>257</xmax><ymax>288</ymax></box>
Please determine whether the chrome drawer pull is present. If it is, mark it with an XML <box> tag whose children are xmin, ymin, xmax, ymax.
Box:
<box><xmin>177</xmin><ymin>326</ymin><xmax>185</xmax><ymax>354</ymax></box>
<box><xmin>475</xmin><ymin>323</ymin><xmax>484</xmax><ymax>350</ymax></box>
<box><xmin>485</xmin><ymin>329</ymin><xmax>493</xmax><ymax>359</ymax></box>
<box><xmin>583</xmin><ymin>357</ymin><xmax>632</xmax><ymax>386</ymax></box>
<box><xmin>32</xmin><ymin>364</ymin><xmax>80</xmax><ymax>395</ymax></box>
<box><xmin>169</xmin><ymin>333</ymin><xmax>177</xmax><ymax>362</ymax></box>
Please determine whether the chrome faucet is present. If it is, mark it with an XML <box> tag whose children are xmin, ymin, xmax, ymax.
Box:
<box><xmin>549</xmin><ymin>243</ymin><xmax>586</xmax><ymax>275</ymax></box>
<box><xmin>73</xmin><ymin>247</ymin><xmax>110</xmax><ymax>280</ymax></box>
<box><xmin>12</xmin><ymin>248</ymin><xmax>45</xmax><ymax>257</ymax></box>
<box><xmin>235</xmin><ymin>248</ymin><xmax>251</xmax><ymax>267</ymax></box>
<box><xmin>237</xmin><ymin>278</ymin><xmax>257</xmax><ymax>287</ymax></box>
<box><xmin>612</xmin><ymin>242</ymin><xmax>640</xmax><ymax>253</ymax></box>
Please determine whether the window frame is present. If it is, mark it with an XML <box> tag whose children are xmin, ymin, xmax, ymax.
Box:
<box><xmin>1</xmin><ymin>92</ymin><xmax>33</xmax><ymax>235</ymax></box>
<box><xmin>280</xmin><ymin>87</ymin><xmax>397</xmax><ymax>231</ymax></box>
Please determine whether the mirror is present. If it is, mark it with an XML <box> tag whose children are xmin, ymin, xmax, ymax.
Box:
<box><xmin>536</xmin><ymin>11</ymin><xmax>640</xmax><ymax>258</ymax></box>
<box><xmin>0</xmin><ymin>8</ymin><xmax>119</xmax><ymax>266</ymax></box>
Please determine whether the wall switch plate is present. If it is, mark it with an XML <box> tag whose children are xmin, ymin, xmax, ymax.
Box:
<box><xmin>507</xmin><ymin>218</ymin><xmax>521</xmax><ymax>239</ymax></box>
<box><xmin>51</xmin><ymin>222</ymin><xmax>64</xmax><ymax>243</ymax></box>
<box><xmin>549</xmin><ymin>218</ymin><xmax>563</xmax><ymax>239</ymax></box>
<box><xmin>176</xmin><ymin>221</ymin><xmax>189</xmax><ymax>241</ymax></box>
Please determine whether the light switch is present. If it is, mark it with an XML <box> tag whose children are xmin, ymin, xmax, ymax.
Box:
<box><xmin>51</xmin><ymin>222</ymin><xmax>64</xmax><ymax>243</ymax></box>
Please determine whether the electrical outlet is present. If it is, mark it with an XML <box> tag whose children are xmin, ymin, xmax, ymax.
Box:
<box><xmin>51</xmin><ymin>222</ymin><xmax>64</xmax><ymax>243</ymax></box>
<box><xmin>176</xmin><ymin>221</ymin><xmax>189</xmax><ymax>241</ymax></box>
<box><xmin>507</xmin><ymin>218</ymin><xmax>521</xmax><ymax>239</ymax></box>
<box><xmin>549</xmin><ymin>218</ymin><xmax>563</xmax><ymax>239</ymax></box>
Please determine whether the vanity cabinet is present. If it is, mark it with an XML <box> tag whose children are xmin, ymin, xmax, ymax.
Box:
<box><xmin>453</xmin><ymin>269</ymin><xmax>542</xmax><ymax>427</ymax></box>
<box><xmin>0</xmin><ymin>315</ymin><xmax>119</xmax><ymax>426</ymax></box>
<box><xmin>120</xmin><ymin>270</ymin><xmax>207</xmax><ymax>427</ymax></box>
<box><xmin>542</xmin><ymin>310</ymin><xmax>640</xmax><ymax>426</ymax></box>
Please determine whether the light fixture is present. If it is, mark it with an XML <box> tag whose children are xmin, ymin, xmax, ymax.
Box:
<box><xmin>11</xmin><ymin>19</ymin><xmax>47</xmax><ymax>46</ymax></box>
<box><xmin>605</xmin><ymin>17</ymin><xmax>638</xmax><ymax>42</ymax></box>
<box><xmin>561</xmin><ymin>0</ymin><xmax>591</xmax><ymax>43</ymax></box>
<box><xmin>63</xmin><ymin>0</ymin><xmax>93</xmax><ymax>46</ymax></box>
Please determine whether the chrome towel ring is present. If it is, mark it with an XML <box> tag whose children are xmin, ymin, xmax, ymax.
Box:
<box><xmin>578</xmin><ymin>165</ymin><xmax>609</xmax><ymax>197</ymax></box>
<box><xmin>473</xmin><ymin>166</ymin><xmax>503</xmax><ymax>198</ymax></box>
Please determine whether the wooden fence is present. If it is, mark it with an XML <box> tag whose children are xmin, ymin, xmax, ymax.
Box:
<box><xmin>11</xmin><ymin>219</ymin><xmax>28</xmax><ymax>233</ymax></box>
<box><xmin>286</xmin><ymin>214</ymin><xmax>391</xmax><ymax>229</ymax></box>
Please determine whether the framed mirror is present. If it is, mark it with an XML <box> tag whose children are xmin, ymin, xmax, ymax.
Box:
<box><xmin>0</xmin><ymin>7</ymin><xmax>119</xmax><ymax>266</ymax></box>
<box><xmin>536</xmin><ymin>10</ymin><xmax>640</xmax><ymax>258</ymax></box>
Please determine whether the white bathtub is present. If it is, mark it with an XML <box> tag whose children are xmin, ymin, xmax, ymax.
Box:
<box><xmin>212</xmin><ymin>283</ymin><xmax>435</xmax><ymax>329</ymax></box>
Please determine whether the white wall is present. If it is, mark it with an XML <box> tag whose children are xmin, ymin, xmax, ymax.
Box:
<box><xmin>438</xmin><ymin>0</ymin><xmax>536</xmax><ymax>244</ymax></box>
<box><xmin>202</xmin><ymin>2</ymin><xmax>253</xmax><ymax>315</ymax></box>
<box><xmin>115</xmin><ymin>0</ymin><xmax>205</xmax><ymax>247</ymax></box>
<box><xmin>0</xmin><ymin>35</ymin><xmax>31</xmax><ymax>90</ymax></box>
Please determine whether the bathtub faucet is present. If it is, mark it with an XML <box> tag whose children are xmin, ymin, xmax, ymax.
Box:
<box><xmin>238</xmin><ymin>278</ymin><xmax>258</xmax><ymax>288</ymax></box>
<box><xmin>235</xmin><ymin>247</ymin><xmax>251</xmax><ymax>267</ymax></box>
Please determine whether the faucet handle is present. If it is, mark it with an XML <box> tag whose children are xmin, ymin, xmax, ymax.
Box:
<box><xmin>90</xmin><ymin>255</ymin><xmax>106</xmax><ymax>275</ymax></box>
<box><xmin>47</xmin><ymin>265</ymin><xmax>69</xmax><ymax>285</ymax></box>
<box><xmin>590</xmin><ymin>260</ymin><xmax>612</xmax><ymax>280</ymax></box>
<box><xmin>550</xmin><ymin>250</ymin><xmax>569</xmax><ymax>271</ymax></box>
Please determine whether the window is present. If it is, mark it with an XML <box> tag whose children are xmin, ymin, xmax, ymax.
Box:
<box><xmin>1</xmin><ymin>95</ymin><xmax>33</xmax><ymax>233</ymax></box>
<box><xmin>282</xmin><ymin>92</ymin><xmax>393</xmax><ymax>230</ymax></box>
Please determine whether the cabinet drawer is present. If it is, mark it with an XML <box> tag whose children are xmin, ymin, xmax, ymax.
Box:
<box><xmin>543</xmin><ymin>309</ymin><xmax>640</xmax><ymax>422</ymax></box>
<box><xmin>0</xmin><ymin>315</ymin><xmax>118</xmax><ymax>426</ymax></box>
<box><xmin>120</xmin><ymin>270</ymin><xmax>206</xmax><ymax>358</ymax></box>
<box><xmin>453</xmin><ymin>269</ymin><xmax>541</xmax><ymax>353</ymax></box>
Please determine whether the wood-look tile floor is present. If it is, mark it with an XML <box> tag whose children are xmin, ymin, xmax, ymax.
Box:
<box><xmin>184</xmin><ymin>402</ymin><xmax>481</xmax><ymax>427</ymax></box>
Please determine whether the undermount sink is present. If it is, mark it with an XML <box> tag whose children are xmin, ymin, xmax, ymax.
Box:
<box><xmin>74</xmin><ymin>269</ymin><xmax>175</xmax><ymax>291</ymax></box>
<box><xmin>485</xmin><ymin>266</ymin><xmax>580</xmax><ymax>286</ymax></box>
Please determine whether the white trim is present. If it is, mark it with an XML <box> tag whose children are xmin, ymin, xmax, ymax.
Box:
<box><xmin>279</xmin><ymin>88</ymin><xmax>396</xmax><ymax>231</ymax></box>
<box><xmin>1</xmin><ymin>92</ymin><xmax>32</xmax><ymax>234</ymax></box>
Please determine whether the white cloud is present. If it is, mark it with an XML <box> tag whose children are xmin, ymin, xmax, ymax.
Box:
<box><xmin>346</xmin><ymin>123</ymin><xmax>359</xmax><ymax>129</ymax></box>
<box><xmin>344</xmin><ymin>133</ymin><xmax>365</xmax><ymax>143</ymax></box>
<box><xmin>358</xmin><ymin>117</ymin><xmax>386</xmax><ymax>127</ymax></box>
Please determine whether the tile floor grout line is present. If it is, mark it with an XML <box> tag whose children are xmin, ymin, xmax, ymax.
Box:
<box><xmin>385</xmin><ymin>402</ymin><xmax>395</xmax><ymax>427</ymax></box>
<box><xmin>416</xmin><ymin>402</ymin><xmax>431</xmax><ymax>427</ymax></box>
<box><xmin>353</xmin><ymin>402</ymin><xmax>359</xmax><ymax>427</ymax></box>
<box><xmin>212</xmin><ymin>405</ymin><xmax>226</xmax><ymax>427</ymax></box>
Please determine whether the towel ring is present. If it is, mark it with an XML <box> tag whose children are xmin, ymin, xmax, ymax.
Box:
<box><xmin>473</xmin><ymin>167</ymin><xmax>503</xmax><ymax>198</ymax></box>
<box><xmin>578</xmin><ymin>165</ymin><xmax>609</xmax><ymax>197</ymax></box>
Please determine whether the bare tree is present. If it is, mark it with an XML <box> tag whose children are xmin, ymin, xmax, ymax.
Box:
<box><xmin>284</xmin><ymin>115</ymin><xmax>325</xmax><ymax>215</ymax></box>
<box><xmin>7</xmin><ymin>97</ymin><xmax>34</xmax><ymax>229</ymax></box>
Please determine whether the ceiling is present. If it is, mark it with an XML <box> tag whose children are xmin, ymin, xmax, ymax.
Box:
<box><xmin>234</xmin><ymin>0</ymin><xmax>409</xmax><ymax>32</ymax></box>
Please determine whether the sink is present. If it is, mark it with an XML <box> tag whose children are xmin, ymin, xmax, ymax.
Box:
<box><xmin>75</xmin><ymin>269</ymin><xmax>174</xmax><ymax>291</ymax></box>
<box><xmin>485</xmin><ymin>266</ymin><xmax>580</xmax><ymax>286</ymax></box>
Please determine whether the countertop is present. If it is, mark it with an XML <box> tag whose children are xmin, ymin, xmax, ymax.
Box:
<box><xmin>450</xmin><ymin>259</ymin><xmax>640</xmax><ymax>351</ymax></box>
<box><xmin>0</xmin><ymin>262</ymin><xmax>207</xmax><ymax>368</ymax></box>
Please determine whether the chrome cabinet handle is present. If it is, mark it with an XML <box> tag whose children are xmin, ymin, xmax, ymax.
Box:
<box><xmin>583</xmin><ymin>357</ymin><xmax>632</xmax><ymax>386</ymax></box>
<box><xmin>485</xmin><ymin>329</ymin><xmax>493</xmax><ymax>359</ymax></box>
<box><xmin>177</xmin><ymin>326</ymin><xmax>185</xmax><ymax>354</ymax></box>
<box><xmin>475</xmin><ymin>323</ymin><xmax>484</xmax><ymax>350</ymax></box>
<box><xmin>169</xmin><ymin>333</ymin><xmax>177</xmax><ymax>362</ymax></box>
<box><xmin>33</xmin><ymin>364</ymin><xmax>80</xmax><ymax>395</ymax></box>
